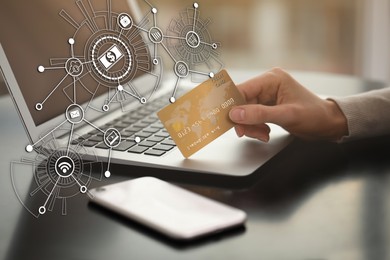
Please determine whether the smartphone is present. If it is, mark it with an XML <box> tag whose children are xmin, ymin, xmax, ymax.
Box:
<box><xmin>89</xmin><ymin>177</ymin><xmax>246</xmax><ymax>240</ymax></box>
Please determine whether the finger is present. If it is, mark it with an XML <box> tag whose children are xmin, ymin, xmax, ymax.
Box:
<box><xmin>237</xmin><ymin>68</ymin><xmax>286</xmax><ymax>105</ymax></box>
<box><xmin>234</xmin><ymin>123</ymin><xmax>270</xmax><ymax>137</ymax></box>
<box><xmin>240</xmin><ymin>124</ymin><xmax>271</xmax><ymax>142</ymax></box>
<box><xmin>230</xmin><ymin>103</ymin><xmax>294</xmax><ymax>126</ymax></box>
<box><xmin>234</xmin><ymin>125</ymin><xmax>245</xmax><ymax>137</ymax></box>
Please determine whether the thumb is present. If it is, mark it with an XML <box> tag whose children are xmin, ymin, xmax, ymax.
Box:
<box><xmin>229</xmin><ymin>104</ymin><xmax>291</xmax><ymax>126</ymax></box>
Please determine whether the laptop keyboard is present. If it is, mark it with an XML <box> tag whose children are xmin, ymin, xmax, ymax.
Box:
<box><xmin>72</xmin><ymin>94</ymin><xmax>176</xmax><ymax>157</ymax></box>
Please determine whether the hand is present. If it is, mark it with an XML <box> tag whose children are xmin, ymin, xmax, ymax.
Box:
<box><xmin>229</xmin><ymin>68</ymin><xmax>348</xmax><ymax>142</ymax></box>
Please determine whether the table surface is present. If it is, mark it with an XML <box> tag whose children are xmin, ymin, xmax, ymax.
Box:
<box><xmin>0</xmin><ymin>70</ymin><xmax>390</xmax><ymax>260</ymax></box>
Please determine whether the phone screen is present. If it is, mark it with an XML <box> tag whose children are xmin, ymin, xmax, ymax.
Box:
<box><xmin>89</xmin><ymin>177</ymin><xmax>247</xmax><ymax>240</ymax></box>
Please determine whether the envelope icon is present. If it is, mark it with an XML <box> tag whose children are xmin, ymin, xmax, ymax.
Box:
<box><xmin>69</xmin><ymin>109</ymin><xmax>80</xmax><ymax>119</ymax></box>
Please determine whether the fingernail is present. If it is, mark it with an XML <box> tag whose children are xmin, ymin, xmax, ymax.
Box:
<box><xmin>235</xmin><ymin>126</ymin><xmax>244</xmax><ymax>137</ymax></box>
<box><xmin>259</xmin><ymin>135</ymin><xmax>270</xmax><ymax>143</ymax></box>
<box><xmin>230</xmin><ymin>108</ymin><xmax>245</xmax><ymax>122</ymax></box>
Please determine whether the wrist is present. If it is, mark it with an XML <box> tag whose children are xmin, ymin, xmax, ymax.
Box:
<box><xmin>325</xmin><ymin>100</ymin><xmax>349</xmax><ymax>142</ymax></box>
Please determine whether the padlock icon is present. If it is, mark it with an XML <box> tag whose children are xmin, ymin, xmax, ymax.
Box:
<box><xmin>119</xmin><ymin>15</ymin><xmax>131</xmax><ymax>28</ymax></box>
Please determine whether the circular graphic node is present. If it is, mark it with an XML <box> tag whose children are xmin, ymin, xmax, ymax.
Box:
<box><xmin>65</xmin><ymin>58</ymin><xmax>83</xmax><ymax>77</ymax></box>
<box><xmin>134</xmin><ymin>136</ymin><xmax>141</xmax><ymax>143</ymax></box>
<box><xmin>185</xmin><ymin>31</ymin><xmax>201</xmax><ymax>49</ymax></box>
<box><xmin>102</xmin><ymin>104</ymin><xmax>110</xmax><ymax>112</ymax></box>
<box><xmin>89</xmin><ymin>34</ymin><xmax>133</xmax><ymax>84</ymax></box>
<box><xmin>149</xmin><ymin>27</ymin><xmax>164</xmax><ymax>44</ymax></box>
<box><xmin>105</xmin><ymin>170</ymin><xmax>111</xmax><ymax>178</ymax></box>
<box><xmin>37</xmin><ymin>66</ymin><xmax>45</xmax><ymax>73</ymax></box>
<box><xmin>174</xmin><ymin>61</ymin><xmax>189</xmax><ymax>78</ymax></box>
<box><xmin>80</xmin><ymin>186</ymin><xmax>87</xmax><ymax>193</ymax></box>
<box><xmin>35</xmin><ymin>103</ymin><xmax>43</xmax><ymax>111</ymax></box>
<box><xmin>68</xmin><ymin>38</ymin><xmax>75</xmax><ymax>45</ymax></box>
<box><xmin>46</xmin><ymin>149</ymin><xmax>83</xmax><ymax>188</ymax></box>
<box><xmin>103</xmin><ymin>128</ymin><xmax>121</xmax><ymax>148</ymax></box>
<box><xmin>55</xmin><ymin>156</ymin><xmax>75</xmax><ymax>178</ymax></box>
<box><xmin>65</xmin><ymin>104</ymin><xmax>84</xmax><ymax>124</ymax></box>
<box><xmin>39</xmin><ymin>206</ymin><xmax>46</xmax><ymax>215</ymax></box>
<box><xmin>26</xmin><ymin>145</ymin><xmax>34</xmax><ymax>153</ymax></box>
<box><xmin>117</xmin><ymin>13</ymin><xmax>133</xmax><ymax>30</ymax></box>
<box><xmin>169</xmin><ymin>97</ymin><xmax>176</xmax><ymax>104</ymax></box>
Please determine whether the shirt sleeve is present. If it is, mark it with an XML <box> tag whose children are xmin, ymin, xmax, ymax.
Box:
<box><xmin>329</xmin><ymin>88</ymin><xmax>390</xmax><ymax>142</ymax></box>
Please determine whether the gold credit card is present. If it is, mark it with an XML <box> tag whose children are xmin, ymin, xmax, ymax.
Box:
<box><xmin>157</xmin><ymin>69</ymin><xmax>246</xmax><ymax>158</ymax></box>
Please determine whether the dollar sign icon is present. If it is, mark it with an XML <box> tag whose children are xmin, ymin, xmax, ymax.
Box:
<box><xmin>106</xmin><ymin>51</ymin><xmax>117</xmax><ymax>63</ymax></box>
<box><xmin>98</xmin><ymin>45</ymin><xmax>124</xmax><ymax>70</ymax></box>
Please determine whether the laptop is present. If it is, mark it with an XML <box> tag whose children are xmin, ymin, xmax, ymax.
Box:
<box><xmin>0</xmin><ymin>0</ymin><xmax>291</xmax><ymax>176</ymax></box>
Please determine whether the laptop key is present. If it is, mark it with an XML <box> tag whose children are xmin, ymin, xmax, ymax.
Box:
<box><xmin>88</xmin><ymin>129</ymin><xmax>100</xmax><ymax>135</ymax></box>
<box><xmin>137</xmin><ymin>109</ymin><xmax>152</xmax><ymax>116</ymax></box>
<box><xmin>143</xmin><ymin>127</ymin><xmax>159</xmax><ymax>133</ymax></box>
<box><xmin>124</xmin><ymin>126</ymin><xmax>142</xmax><ymax>132</ymax></box>
<box><xmin>95</xmin><ymin>143</ymin><xmax>110</xmax><ymax>149</ymax></box>
<box><xmin>146</xmin><ymin>136</ymin><xmax>165</xmax><ymax>142</ymax></box>
<box><xmin>161</xmin><ymin>139</ymin><xmax>176</xmax><ymax>146</ymax></box>
<box><xmin>81</xmin><ymin>141</ymin><xmax>100</xmax><ymax>147</ymax></box>
<box><xmin>142</xmin><ymin>117</ymin><xmax>157</xmax><ymax>124</ymax></box>
<box><xmin>133</xmin><ymin>122</ymin><xmax>149</xmax><ymax>128</ymax></box>
<box><xmin>129</xmin><ymin>114</ymin><xmax>144</xmax><ymax>120</ymax></box>
<box><xmin>120</xmin><ymin>117</ymin><xmax>138</xmax><ymax>124</ymax></box>
<box><xmin>119</xmin><ymin>132</ymin><xmax>134</xmax><ymax>138</ymax></box>
<box><xmin>80</xmin><ymin>133</ymin><xmax>92</xmax><ymax>140</ymax></box>
<box><xmin>150</xmin><ymin>122</ymin><xmax>164</xmax><ymax>129</ymax></box>
<box><xmin>144</xmin><ymin>149</ymin><xmax>166</xmax><ymax>157</ymax></box>
<box><xmin>153</xmin><ymin>144</ymin><xmax>174</xmax><ymax>151</ymax></box>
<box><xmin>88</xmin><ymin>135</ymin><xmax>103</xmax><ymax>142</ymax></box>
<box><xmin>155</xmin><ymin>131</ymin><xmax>170</xmax><ymax>138</ymax></box>
<box><xmin>112</xmin><ymin>141</ymin><xmax>136</xmax><ymax>151</ymax></box>
<box><xmin>128</xmin><ymin>146</ymin><xmax>149</xmax><ymax>154</ymax></box>
<box><xmin>113</xmin><ymin>122</ymin><xmax>128</xmax><ymax>129</ymax></box>
<box><xmin>138</xmin><ymin>140</ymin><xmax>157</xmax><ymax>147</ymax></box>
<box><xmin>136</xmin><ymin>131</ymin><xmax>152</xmax><ymax>138</ymax></box>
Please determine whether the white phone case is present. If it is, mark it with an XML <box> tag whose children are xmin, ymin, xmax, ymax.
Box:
<box><xmin>89</xmin><ymin>177</ymin><xmax>246</xmax><ymax>240</ymax></box>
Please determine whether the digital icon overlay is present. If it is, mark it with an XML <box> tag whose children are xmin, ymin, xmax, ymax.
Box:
<box><xmin>141</xmin><ymin>1</ymin><xmax>222</xmax><ymax>103</ymax></box>
<box><xmin>11</xmin><ymin>131</ymin><xmax>104</xmax><ymax>217</ymax></box>
<box><xmin>12</xmin><ymin>0</ymin><xmax>222</xmax><ymax>217</ymax></box>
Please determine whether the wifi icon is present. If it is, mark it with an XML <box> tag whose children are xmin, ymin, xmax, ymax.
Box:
<box><xmin>59</xmin><ymin>162</ymin><xmax>72</xmax><ymax>174</ymax></box>
<box><xmin>55</xmin><ymin>156</ymin><xmax>75</xmax><ymax>177</ymax></box>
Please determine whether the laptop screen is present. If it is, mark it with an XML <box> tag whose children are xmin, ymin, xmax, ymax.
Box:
<box><xmin>0</xmin><ymin>0</ymin><xmax>151</xmax><ymax>126</ymax></box>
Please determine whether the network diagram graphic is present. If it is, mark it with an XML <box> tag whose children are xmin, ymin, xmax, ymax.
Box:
<box><xmin>139</xmin><ymin>1</ymin><xmax>222</xmax><ymax>103</ymax></box>
<box><xmin>11</xmin><ymin>129</ymin><xmax>104</xmax><ymax>217</ymax></box>
<box><xmin>11</xmin><ymin>0</ymin><xmax>223</xmax><ymax>217</ymax></box>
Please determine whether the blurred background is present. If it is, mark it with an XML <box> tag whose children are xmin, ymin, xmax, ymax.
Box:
<box><xmin>139</xmin><ymin>0</ymin><xmax>390</xmax><ymax>83</ymax></box>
